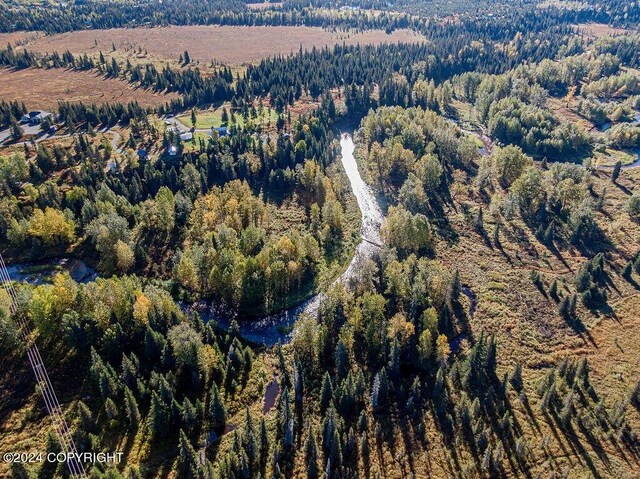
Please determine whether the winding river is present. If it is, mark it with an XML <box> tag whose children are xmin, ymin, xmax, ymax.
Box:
<box><xmin>6</xmin><ymin>133</ymin><xmax>385</xmax><ymax>347</ymax></box>
<box><xmin>8</xmin><ymin>126</ymin><xmax>639</xmax><ymax>345</ymax></box>
<box><xmin>193</xmin><ymin>133</ymin><xmax>385</xmax><ymax>345</ymax></box>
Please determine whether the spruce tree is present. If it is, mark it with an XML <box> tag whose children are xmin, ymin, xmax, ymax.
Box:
<box><xmin>277</xmin><ymin>341</ymin><xmax>290</xmax><ymax>388</ymax></box>
<box><xmin>345</xmin><ymin>427</ymin><xmax>357</xmax><ymax>464</ymax></box>
<box><xmin>304</xmin><ymin>426</ymin><xmax>319</xmax><ymax>478</ymax></box>
<box><xmin>631</xmin><ymin>381</ymin><xmax>640</xmax><ymax>409</ymax></box>
<box><xmin>575</xmin><ymin>358</ymin><xmax>590</xmax><ymax>389</ymax></box>
<box><xmin>11</xmin><ymin>463</ymin><xmax>30</xmax><ymax>479</ymax></box>
<box><xmin>360</xmin><ymin>433</ymin><xmax>370</xmax><ymax>470</ymax></box>
<box><xmin>597</xmin><ymin>187</ymin><xmax>606</xmax><ymax>210</ymax></box>
<box><xmin>209</xmin><ymin>382</ymin><xmax>226</xmax><ymax>432</ymax></box>
<box><xmin>357</xmin><ymin>410</ymin><xmax>368</xmax><ymax>433</ymax></box>
<box><xmin>319</xmin><ymin>373</ymin><xmax>333</xmax><ymax>413</ymax></box>
<box><xmin>293</xmin><ymin>362</ymin><xmax>304</xmax><ymax>404</ymax></box>
<box><xmin>544</xmin><ymin>223</ymin><xmax>554</xmax><ymax>245</ymax></box>
<box><xmin>622</xmin><ymin>262</ymin><xmax>633</xmax><ymax>278</ymax></box>
<box><xmin>105</xmin><ymin>397</ymin><xmax>118</xmax><ymax>420</ymax></box>
<box><xmin>277</xmin><ymin>388</ymin><xmax>291</xmax><ymax>441</ymax></box>
<box><xmin>485</xmin><ymin>335</ymin><xmax>497</xmax><ymax>374</ymax></box>
<box><xmin>570</xmin><ymin>294</ymin><xmax>578</xmax><ymax>318</ymax></box>
<box><xmin>474</xmin><ymin>207</ymin><xmax>484</xmax><ymax>232</ymax></box>
<box><xmin>509</xmin><ymin>362</ymin><xmax>523</xmax><ymax>392</ymax></box>
<box><xmin>284</xmin><ymin>417</ymin><xmax>294</xmax><ymax>450</ymax></box>
<box><xmin>259</xmin><ymin>417</ymin><xmax>269</xmax><ymax>473</ymax></box>
<box><xmin>181</xmin><ymin>397</ymin><xmax>197</xmax><ymax>432</ymax></box>
<box><xmin>387</xmin><ymin>337</ymin><xmax>400</xmax><ymax>378</ymax></box>
<box><xmin>10</xmin><ymin>119</ymin><xmax>23</xmax><ymax>141</ymax></box>
<box><xmin>77</xmin><ymin>400</ymin><xmax>94</xmax><ymax>432</ymax></box>
<box><xmin>432</xmin><ymin>365</ymin><xmax>447</xmax><ymax>416</ymax></box>
<box><xmin>559</xmin><ymin>296</ymin><xmax>572</xmax><ymax>320</ymax></box>
<box><xmin>408</xmin><ymin>377</ymin><xmax>422</xmax><ymax>409</ymax></box>
<box><xmin>39</xmin><ymin>431</ymin><xmax>61</xmax><ymax>479</ymax></box>
<box><xmin>549</xmin><ymin>279</ymin><xmax>559</xmax><ymax>300</ymax></box>
<box><xmin>449</xmin><ymin>270</ymin><xmax>461</xmax><ymax>305</ymax></box>
<box><xmin>329</xmin><ymin>430</ymin><xmax>343</xmax><ymax>473</ymax></box>
<box><xmin>371</xmin><ymin>368</ymin><xmax>389</xmax><ymax>413</ymax></box>
<box><xmin>150</xmin><ymin>391</ymin><xmax>168</xmax><ymax>438</ymax></box>
<box><xmin>515</xmin><ymin>438</ymin><xmax>527</xmax><ymax>463</ymax></box>
<box><xmin>335</xmin><ymin>341</ymin><xmax>349</xmax><ymax>379</ymax></box>
<box><xmin>124</xmin><ymin>386</ymin><xmax>141</xmax><ymax>429</ymax></box>
<box><xmin>612</xmin><ymin>160</ymin><xmax>622</xmax><ymax>182</ymax></box>
<box><xmin>177</xmin><ymin>429</ymin><xmax>198</xmax><ymax>479</ymax></box>
<box><xmin>243</xmin><ymin>408</ymin><xmax>257</xmax><ymax>473</ymax></box>
<box><xmin>191</xmin><ymin>108</ymin><xmax>197</xmax><ymax>129</ymax></box>
<box><xmin>493</xmin><ymin>221</ymin><xmax>501</xmax><ymax>248</ymax></box>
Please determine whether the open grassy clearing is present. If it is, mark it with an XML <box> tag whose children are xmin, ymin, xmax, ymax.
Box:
<box><xmin>573</xmin><ymin>22</ymin><xmax>632</xmax><ymax>38</ymax></box>
<box><xmin>173</xmin><ymin>89</ymin><xmax>345</xmax><ymax>138</ymax></box>
<box><xmin>441</xmin><ymin>163</ymin><xmax>640</xmax><ymax>357</ymax></box>
<box><xmin>441</xmin><ymin>163</ymin><xmax>640</xmax><ymax>405</ymax></box>
<box><xmin>0</xmin><ymin>31</ymin><xmax>39</xmax><ymax>46</ymax></box>
<box><xmin>547</xmin><ymin>97</ymin><xmax>596</xmax><ymax>134</ymax></box>
<box><xmin>546</xmin><ymin>97</ymin><xmax>640</xmax><ymax>167</ymax></box>
<box><xmin>593</xmin><ymin>149</ymin><xmax>639</xmax><ymax>167</ymax></box>
<box><xmin>176</xmin><ymin>105</ymin><xmax>279</xmax><ymax>130</ymax></box>
<box><xmin>16</xmin><ymin>26</ymin><xmax>427</xmax><ymax>65</ymax></box>
<box><xmin>0</xmin><ymin>67</ymin><xmax>177</xmax><ymax>111</ymax></box>
<box><xmin>246</xmin><ymin>1</ymin><xmax>283</xmax><ymax>9</ymax></box>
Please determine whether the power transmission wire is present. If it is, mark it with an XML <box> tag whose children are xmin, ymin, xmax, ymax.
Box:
<box><xmin>0</xmin><ymin>254</ymin><xmax>87</xmax><ymax>478</ymax></box>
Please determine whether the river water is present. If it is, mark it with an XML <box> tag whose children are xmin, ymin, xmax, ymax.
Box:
<box><xmin>6</xmin><ymin>133</ymin><xmax>384</xmax><ymax>347</ymax></box>
<box><xmin>192</xmin><ymin>133</ymin><xmax>385</xmax><ymax>345</ymax></box>
<box><xmin>9</xmin><ymin>127</ymin><xmax>639</xmax><ymax>345</ymax></box>
<box><xmin>5</xmin><ymin>258</ymin><xmax>98</xmax><ymax>285</ymax></box>
<box><xmin>599</xmin><ymin>154</ymin><xmax>640</xmax><ymax>170</ymax></box>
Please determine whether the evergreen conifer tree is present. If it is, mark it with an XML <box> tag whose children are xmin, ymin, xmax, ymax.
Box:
<box><xmin>209</xmin><ymin>383</ymin><xmax>227</xmax><ymax>432</ymax></box>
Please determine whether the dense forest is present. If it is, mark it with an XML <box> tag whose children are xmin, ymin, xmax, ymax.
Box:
<box><xmin>0</xmin><ymin>96</ymin><xmax>356</xmax><ymax>315</ymax></box>
<box><xmin>1</xmin><ymin>0</ymin><xmax>639</xmax><ymax>34</ymax></box>
<box><xmin>1</xmin><ymin>0</ymin><xmax>640</xmax><ymax>478</ymax></box>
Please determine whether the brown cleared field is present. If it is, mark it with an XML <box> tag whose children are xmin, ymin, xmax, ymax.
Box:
<box><xmin>0</xmin><ymin>67</ymin><xmax>177</xmax><ymax>110</ymax></box>
<box><xmin>574</xmin><ymin>22</ymin><xmax>631</xmax><ymax>38</ymax></box>
<box><xmin>246</xmin><ymin>1</ymin><xmax>283</xmax><ymax>9</ymax></box>
<box><xmin>0</xmin><ymin>31</ymin><xmax>40</xmax><ymax>46</ymax></box>
<box><xmin>21</xmin><ymin>25</ymin><xmax>426</xmax><ymax>65</ymax></box>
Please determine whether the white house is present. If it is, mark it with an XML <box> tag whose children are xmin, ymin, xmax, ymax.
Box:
<box><xmin>21</xmin><ymin>110</ymin><xmax>53</xmax><ymax>125</ymax></box>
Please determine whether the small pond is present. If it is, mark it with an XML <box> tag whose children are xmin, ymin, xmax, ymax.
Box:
<box><xmin>262</xmin><ymin>377</ymin><xmax>280</xmax><ymax>414</ymax></box>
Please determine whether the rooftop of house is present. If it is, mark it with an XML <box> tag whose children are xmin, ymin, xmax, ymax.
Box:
<box><xmin>21</xmin><ymin>110</ymin><xmax>53</xmax><ymax>123</ymax></box>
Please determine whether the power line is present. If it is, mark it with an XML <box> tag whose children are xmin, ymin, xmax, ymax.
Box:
<box><xmin>0</xmin><ymin>254</ymin><xmax>87</xmax><ymax>479</ymax></box>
